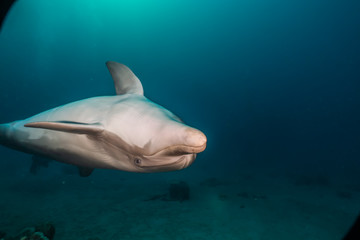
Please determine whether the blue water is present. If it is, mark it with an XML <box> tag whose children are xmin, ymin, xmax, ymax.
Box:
<box><xmin>0</xmin><ymin>0</ymin><xmax>359</xmax><ymax>239</ymax></box>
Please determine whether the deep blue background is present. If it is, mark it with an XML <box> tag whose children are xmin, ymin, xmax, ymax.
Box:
<box><xmin>0</xmin><ymin>0</ymin><xmax>359</xmax><ymax>183</ymax></box>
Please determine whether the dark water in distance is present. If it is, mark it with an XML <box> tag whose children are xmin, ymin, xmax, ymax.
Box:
<box><xmin>0</xmin><ymin>0</ymin><xmax>359</xmax><ymax>237</ymax></box>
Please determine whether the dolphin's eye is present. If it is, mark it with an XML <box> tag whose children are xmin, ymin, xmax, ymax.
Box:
<box><xmin>134</xmin><ymin>157</ymin><xmax>142</xmax><ymax>166</ymax></box>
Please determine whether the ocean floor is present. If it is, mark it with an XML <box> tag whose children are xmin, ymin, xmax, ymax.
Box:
<box><xmin>0</xmin><ymin>155</ymin><xmax>359</xmax><ymax>240</ymax></box>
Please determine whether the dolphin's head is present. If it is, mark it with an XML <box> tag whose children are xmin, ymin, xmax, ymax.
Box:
<box><xmin>134</xmin><ymin>120</ymin><xmax>207</xmax><ymax>173</ymax></box>
<box><xmin>107</xmin><ymin>95</ymin><xmax>207</xmax><ymax>173</ymax></box>
<box><xmin>103</xmin><ymin>61</ymin><xmax>206</xmax><ymax>172</ymax></box>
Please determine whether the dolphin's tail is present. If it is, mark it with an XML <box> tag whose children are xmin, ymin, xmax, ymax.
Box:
<box><xmin>0</xmin><ymin>123</ymin><xmax>10</xmax><ymax>145</ymax></box>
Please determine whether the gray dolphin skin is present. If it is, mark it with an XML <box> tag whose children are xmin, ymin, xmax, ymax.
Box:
<box><xmin>0</xmin><ymin>61</ymin><xmax>207</xmax><ymax>173</ymax></box>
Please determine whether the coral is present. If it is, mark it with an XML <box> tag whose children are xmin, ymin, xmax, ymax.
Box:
<box><xmin>1</xmin><ymin>223</ymin><xmax>55</xmax><ymax>240</ymax></box>
<box><xmin>144</xmin><ymin>181</ymin><xmax>190</xmax><ymax>202</ymax></box>
<box><xmin>28</xmin><ymin>232</ymin><xmax>49</xmax><ymax>240</ymax></box>
<box><xmin>34</xmin><ymin>223</ymin><xmax>55</xmax><ymax>240</ymax></box>
<box><xmin>168</xmin><ymin>181</ymin><xmax>190</xmax><ymax>202</ymax></box>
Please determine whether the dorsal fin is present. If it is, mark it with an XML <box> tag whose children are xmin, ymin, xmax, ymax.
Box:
<box><xmin>106</xmin><ymin>61</ymin><xmax>144</xmax><ymax>95</ymax></box>
<box><xmin>24</xmin><ymin>121</ymin><xmax>104</xmax><ymax>135</ymax></box>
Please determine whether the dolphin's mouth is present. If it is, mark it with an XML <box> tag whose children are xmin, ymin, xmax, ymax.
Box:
<box><xmin>138</xmin><ymin>155</ymin><xmax>192</xmax><ymax>172</ymax></box>
<box><xmin>140</xmin><ymin>156</ymin><xmax>185</xmax><ymax>168</ymax></box>
<box><xmin>148</xmin><ymin>142</ymin><xmax>207</xmax><ymax>157</ymax></box>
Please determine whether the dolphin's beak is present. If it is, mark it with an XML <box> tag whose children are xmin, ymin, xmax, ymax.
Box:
<box><xmin>184</xmin><ymin>128</ymin><xmax>207</xmax><ymax>153</ymax></box>
<box><xmin>152</xmin><ymin>128</ymin><xmax>207</xmax><ymax>156</ymax></box>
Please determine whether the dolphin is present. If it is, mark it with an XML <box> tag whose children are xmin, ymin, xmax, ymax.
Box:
<box><xmin>0</xmin><ymin>61</ymin><xmax>207</xmax><ymax>174</ymax></box>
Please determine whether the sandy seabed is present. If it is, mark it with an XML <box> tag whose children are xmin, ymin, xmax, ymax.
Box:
<box><xmin>0</xmin><ymin>163</ymin><xmax>359</xmax><ymax>240</ymax></box>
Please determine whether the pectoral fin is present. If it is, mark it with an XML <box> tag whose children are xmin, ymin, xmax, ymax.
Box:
<box><xmin>24</xmin><ymin>121</ymin><xmax>104</xmax><ymax>135</ymax></box>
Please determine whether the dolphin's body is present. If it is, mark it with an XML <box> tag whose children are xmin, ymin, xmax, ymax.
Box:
<box><xmin>0</xmin><ymin>61</ymin><xmax>207</xmax><ymax>173</ymax></box>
